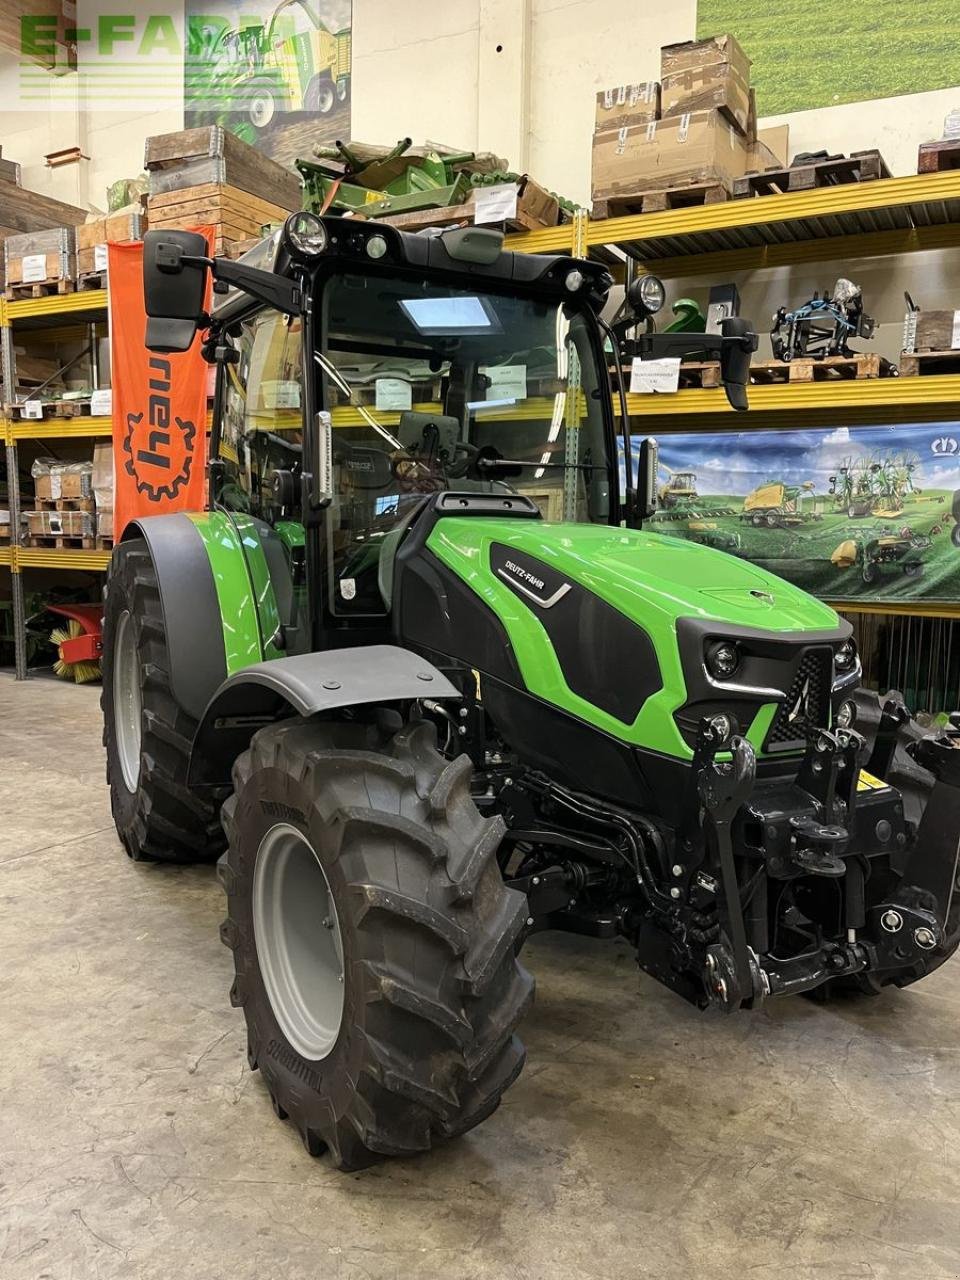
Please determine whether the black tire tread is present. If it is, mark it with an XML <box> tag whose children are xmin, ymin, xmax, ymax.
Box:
<box><xmin>220</xmin><ymin>716</ymin><xmax>533</xmax><ymax>1169</ymax></box>
<box><xmin>101</xmin><ymin>540</ymin><xmax>226</xmax><ymax>863</ymax></box>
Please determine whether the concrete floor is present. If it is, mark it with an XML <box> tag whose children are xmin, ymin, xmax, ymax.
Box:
<box><xmin>2</xmin><ymin>674</ymin><xmax>959</xmax><ymax>1280</ymax></box>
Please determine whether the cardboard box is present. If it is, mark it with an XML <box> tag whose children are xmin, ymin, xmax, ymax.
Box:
<box><xmin>32</xmin><ymin>459</ymin><xmax>93</xmax><ymax>501</ymax></box>
<box><xmin>26</xmin><ymin>508</ymin><xmax>94</xmax><ymax>539</ymax></box>
<box><xmin>92</xmin><ymin>442</ymin><xmax>114</xmax><ymax>541</ymax></box>
<box><xmin>758</xmin><ymin>124</ymin><xmax>789</xmax><ymax>166</ymax></box>
<box><xmin>591</xmin><ymin>109</ymin><xmax>749</xmax><ymax>200</ymax></box>
<box><xmin>661</xmin><ymin>34</ymin><xmax>751</xmax><ymax>134</ymax></box>
<box><xmin>595</xmin><ymin>82</ymin><xmax>660</xmax><ymax>133</ymax></box>
<box><xmin>661</xmin><ymin>33</ymin><xmax>751</xmax><ymax>81</ymax></box>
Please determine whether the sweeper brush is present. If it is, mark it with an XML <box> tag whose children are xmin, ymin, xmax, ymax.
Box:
<box><xmin>49</xmin><ymin>604</ymin><xmax>103</xmax><ymax>683</ymax></box>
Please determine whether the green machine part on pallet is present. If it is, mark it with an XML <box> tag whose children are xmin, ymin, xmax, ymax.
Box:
<box><xmin>296</xmin><ymin>137</ymin><xmax>577</xmax><ymax>219</ymax></box>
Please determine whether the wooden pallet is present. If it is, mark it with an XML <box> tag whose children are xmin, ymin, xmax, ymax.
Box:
<box><xmin>733</xmin><ymin>150</ymin><xmax>890</xmax><ymax>199</ymax></box>
<box><xmin>32</xmin><ymin>497</ymin><xmax>95</xmax><ymax>513</ymax></box>
<box><xmin>77</xmin><ymin>270</ymin><xmax>107</xmax><ymax>291</ymax></box>
<box><xmin>917</xmin><ymin>138</ymin><xmax>960</xmax><ymax>174</ymax></box>
<box><xmin>592</xmin><ymin>182</ymin><xmax>729</xmax><ymax>220</ymax></box>
<box><xmin>899</xmin><ymin>349</ymin><xmax>960</xmax><ymax>376</ymax></box>
<box><xmin>4</xmin><ymin>277</ymin><xmax>75</xmax><ymax>301</ymax></box>
<box><xmin>97</xmin><ymin>536</ymin><xmax>114</xmax><ymax>552</ymax></box>
<box><xmin>24</xmin><ymin>534</ymin><xmax>96</xmax><ymax>550</ymax></box>
<box><xmin>9</xmin><ymin>399</ymin><xmax>91</xmax><ymax>420</ymax></box>
<box><xmin>750</xmin><ymin>353</ymin><xmax>893</xmax><ymax>383</ymax></box>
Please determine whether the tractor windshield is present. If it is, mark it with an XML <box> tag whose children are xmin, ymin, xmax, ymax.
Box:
<box><xmin>318</xmin><ymin>270</ymin><xmax>614</xmax><ymax>615</ymax></box>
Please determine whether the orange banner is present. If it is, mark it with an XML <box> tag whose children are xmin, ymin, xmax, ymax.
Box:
<box><xmin>108</xmin><ymin>232</ymin><xmax>212</xmax><ymax>537</ymax></box>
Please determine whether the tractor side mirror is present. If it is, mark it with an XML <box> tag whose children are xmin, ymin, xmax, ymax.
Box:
<box><xmin>719</xmin><ymin>317</ymin><xmax>759</xmax><ymax>412</ymax></box>
<box><xmin>143</xmin><ymin>229</ymin><xmax>210</xmax><ymax>353</ymax></box>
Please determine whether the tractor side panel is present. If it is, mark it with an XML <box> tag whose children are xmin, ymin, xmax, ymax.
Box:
<box><xmin>120</xmin><ymin>513</ymin><xmax>231</xmax><ymax>722</ymax></box>
<box><xmin>184</xmin><ymin>512</ymin><xmax>265</xmax><ymax>674</ymax></box>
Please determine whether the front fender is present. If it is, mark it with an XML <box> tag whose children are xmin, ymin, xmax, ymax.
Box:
<box><xmin>120</xmin><ymin>511</ymin><xmax>266</xmax><ymax>721</ymax></box>
<box><xmin>188</xmin><ymin>645</ymin><xmax>459</xmax><ymax>787</ymax></box>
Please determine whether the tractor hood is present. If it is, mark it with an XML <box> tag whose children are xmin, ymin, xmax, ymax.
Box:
<box><xmin>426</xmin><ymin>517</ymin><xmax>840</xmax><ymax>635</ymax></box>
<box><xmin>416</xmin><ymin>515</ymin><xmax>845</xmax><ymax>760</ymax></box>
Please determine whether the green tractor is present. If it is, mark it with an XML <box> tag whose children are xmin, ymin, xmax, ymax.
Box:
<box><xmin>102</xmin><ymin>214</ymin><xmax>960</xmax><ymax>1170</ymax></box>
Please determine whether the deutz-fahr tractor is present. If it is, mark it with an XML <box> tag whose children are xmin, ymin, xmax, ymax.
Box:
<box><xmin>102</xmin><ymin>213</ymin><xmax>960</xmax><ymax>1171</ymax></box>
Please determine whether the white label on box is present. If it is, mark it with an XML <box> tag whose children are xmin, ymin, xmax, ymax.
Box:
<box><xmin>22</xmin><ymin>399</ymin><xmax>43</xmax><ymax>419</ymax></box>
<box><xmin>473</xmin><ymin>183</ymin><xmax>518</xmax><ymax>225</ymax></box>
<box><xmin>644</xmin><ymin>121</ymin><xmax>657</xmax><ymax>143</ymax></box>
<box><xmin>94</xmin><ymin>243</ymin><xmax>108</xmax><ymax>273</ymax></box>
<box><xmin>482</xmin><ymin>363</ymin><xmax>527</xmax><ymax>400</ymax></box>
<box><xmin>21</xmin><ymin>254</ymin><xmax>47</xmax><ymax>284</ymax></box>
<box><xmin>630</xmin><ymin>357</ymin><xmax>681</xmax><ymax>395</ymax></box>
<box><xmin>90</xmin><ymin>388</ymin><xmax>113</xmax><ymax>416</ymax></box>
<box><xmin>375</xmin><ymin>377</ymin><xmax>412</xmax><ymax>411</ymax></box>
<box><xmin>951</xmin><ymin>310</ymin><xmax>960</xmax><ymax>350</ymax></box>
<box><xmin>678</xmin><ymin>113</ymin><xmax>691</xmax><ymax>144</ymax></box>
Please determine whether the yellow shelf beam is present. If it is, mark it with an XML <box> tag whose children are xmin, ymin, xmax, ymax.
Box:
<box><xmin>5</xmin><ymin>289</ymin><xmax>108</xmax><ymax>322</ymax></box>
<box><xmin>505</xmin><ymin>172</ymin><xmax>960</xmax><ymax>268</ymax></box>
<box><xmin>15</xmin><ymin>547</ymin><xmax>111</xmax><ymax>571</ymax></box>
<box><xmin>633</xmin><ymin>221</ymin><xmax>960</xmax><ymax>279</ymax></box>
<box><xmin>835</xmin><ymin>599</ymin><xmax>960</xmax><ymax>620</ymax></box>
<box><xmin>0</xmin><ymin>544</ymin><xmax>11</xmax><ymax>566</ymax></box>
<box><xmin>10</xmin><ymin>414</ymin><xmax>112</xmax><ymax>440</ymax></box>
<box><xmin>620</xmin><ymin>372</ymin><xmax>960</xmax><ymax>418</ymax></box>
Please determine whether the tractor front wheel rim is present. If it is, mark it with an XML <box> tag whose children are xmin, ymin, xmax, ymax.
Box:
<box><xmin>114</xmin><ymin>608</ymin><xmax>142</xmax><ymax>793</ymax></box>
<box><xmin>253</xmin><ymin>823</ymin><xmax>345</xmax><ymax>1061</ymax></box>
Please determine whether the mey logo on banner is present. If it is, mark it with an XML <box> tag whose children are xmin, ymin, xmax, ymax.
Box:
<box><xmin>123</xmin><ymin>357</ymin><xmax>198</xmax><ymax>503</ymax></box>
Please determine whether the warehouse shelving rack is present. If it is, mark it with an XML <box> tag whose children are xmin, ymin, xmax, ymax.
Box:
<box><xmin>507</xmin><ymin>175</ymin><xmax>960</xmax><ymax>621</ymax></box>
<box><xmin>4</xmin><ymin>172</ymin><xmax>960</xmax><ymax>676</ymax></box>
<box><xmin>1</xmin><ymin>290</ymin><xmax>112</xmax><ymax>677</ymax></box>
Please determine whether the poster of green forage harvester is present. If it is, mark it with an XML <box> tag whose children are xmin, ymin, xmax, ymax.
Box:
<box><xmin>184</xmin><ymin>0</ymin><xmax>352</xmax><ymax>166</ymax></box>
<box><xmin>625</xmin><ymin>423</ymin><xmax>960</xmax><ymax>604</ymax></box>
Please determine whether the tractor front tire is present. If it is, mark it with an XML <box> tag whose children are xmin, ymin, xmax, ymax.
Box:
<box><xmin>101</xmin><ymin>539</ymin><xmax>226</xmax><ymax>863</ymax></box>
<box><xmin>218</xmin><ymin>716</ymin><xmax>533</xmax><ymax>1170</ymax></box>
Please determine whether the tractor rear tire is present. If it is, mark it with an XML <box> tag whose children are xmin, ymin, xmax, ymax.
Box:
<box><xmin>218</xmin><ymin>716</ymin><xmax>533</xmax><ymax>1170</ymax></box>
<box><xmin>101</xmin><ymin>539</ymin><xmax>227</xmax><ymax>864</ymax></box>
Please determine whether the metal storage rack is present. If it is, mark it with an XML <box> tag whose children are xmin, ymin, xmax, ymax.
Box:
<box><xmin>506</xmin><ymin>173</ymin><xmax>960</xmax><ymax>619</ymax></box>
<box><xmin>4</xmin><ymin>172</ymin><xmax>960</xmax><ymax>675</ymax></box>
<box><xmin>1</xmin><ymin>290</ymin><xmax>112</xmax><ymax>677</ymax></box>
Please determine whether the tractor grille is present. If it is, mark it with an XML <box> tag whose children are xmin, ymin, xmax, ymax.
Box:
<box><xmin>766</xmin><ymin>647</ymin><xmax>832</xmax><ymax>748</ymax></box>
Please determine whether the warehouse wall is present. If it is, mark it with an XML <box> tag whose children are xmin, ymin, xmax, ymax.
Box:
<box><xmin>0</xmin><ymin>2</ymin><xmax>956</xmax><ymax>208</ymax></box>
<box><xmin>768</xmin><ymin>88</ymin><xmax>960</xmax><ymax>179</ymax></box>
<box><xmin>350</xmin><ymin>0</ymin><xmax>697</xmax><ymax>202</ymax></box>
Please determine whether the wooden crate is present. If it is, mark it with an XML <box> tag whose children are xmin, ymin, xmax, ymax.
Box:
<box><xmin>145</xmin><ymin>126</ymin><xmax>303</xmax><ymax>211</ymax></box>
<box><xmin>750</xmin><ymin>353</ymin><xmax>893</xmax><ymax>383</ymax></box>
<box><xmin>147</xmin><ymin>182</ymin><xmax>296</xmax><ymax>258</ymax></box>
<box><xmin>592</xmin><ymin>181</ymin><xmax>729</xmax><ymax>220</ymax></box>
<box><xmin>917</xmin><ymin>138</ymin><xmax>960</xmax><ymax>173</ymax></box>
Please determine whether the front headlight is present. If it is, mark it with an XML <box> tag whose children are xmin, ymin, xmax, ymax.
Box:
<box><xmin>638</xmin><ymin>273</ymin><xmax>665</xmax><ymax>314</ymax></box>
<box><xmin>835</xmin><ymin>639</ymin><xmax>858</xmax><ymax>673</ymax></box>
<box><xmin>705</xmin><ymin>640</ymin><xmax>740</xmax><ymax>681</ymax></box>
<box><xmin>283</xmin><ymin>211</ymin><xmax>328</xmax><ymax>258</ymax></box>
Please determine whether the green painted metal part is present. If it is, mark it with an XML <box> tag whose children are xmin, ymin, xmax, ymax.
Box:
<box><xmin>426</xmin><ymin>518</ymin><xmax>839</xmax><ymax>761</ymax></box>
<box><xmin>230</xmin><ymin>512</ymin><xmax>285</xmax><ymax>662</ymax></box>
<box><xmin>185</xmin><ymin>512</ymin><xmax>266</xmax><ymax>675</ymax></box>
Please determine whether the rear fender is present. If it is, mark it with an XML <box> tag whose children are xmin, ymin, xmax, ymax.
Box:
<box><xmin>187</xmin><ymin>645</ymin><xmax>459</xmax><ymax>787</ymax></box>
